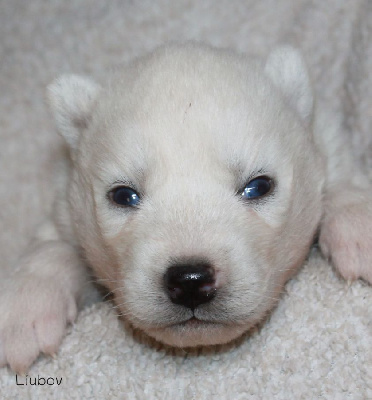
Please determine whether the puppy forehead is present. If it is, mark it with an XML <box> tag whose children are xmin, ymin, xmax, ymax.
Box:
<box><xmin>91</xmin><ymin>46</ymin><xmax>291</xmax><ymax>179</ymax></box>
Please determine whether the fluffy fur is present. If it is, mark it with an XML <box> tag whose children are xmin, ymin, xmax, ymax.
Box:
<box><xmin>0</xmin><ymin>42</ymin><xmax>371</xmax><ymax>375</ymax></box>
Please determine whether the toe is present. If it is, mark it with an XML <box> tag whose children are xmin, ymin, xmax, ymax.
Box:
<box><xmin>66</xmin><ymin>298</ymin><xmax>78</xmax><ymax>324</ymax></box>
<box><xmin>5</xmin><ymin>323</ymin><xmax>40</xmax><ymax>374</ymax></box>
<box><xmin>35</xmin><ymin>313</ymin><xmax>66</xmax><ymax>356</ymax></box>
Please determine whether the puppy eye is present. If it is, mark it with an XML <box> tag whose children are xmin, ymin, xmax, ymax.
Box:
<box><xmin>109</xmin><ymin>186</ymin><xmax>140</xmax><ymax>207</ymax></box>
<box><xmin>240</xmin><ymin>176</ymin><xmax>273</xmax><ymax>199</ymax></box>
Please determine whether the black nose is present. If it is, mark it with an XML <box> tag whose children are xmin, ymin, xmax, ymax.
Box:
<box><xmin>164</xmin><ymin>262</ymin><xmax>216</xmax><ymax>310</ymax></box>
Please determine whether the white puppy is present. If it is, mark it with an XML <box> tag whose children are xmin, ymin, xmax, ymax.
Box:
<box><xmin>1</xmin><ymin>43</ymin><xmax>371</xmax><ymax>373</ymax></box>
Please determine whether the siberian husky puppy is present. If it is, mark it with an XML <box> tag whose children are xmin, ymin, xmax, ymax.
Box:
<box><xmin>1</xmin><ymin>43</ymin><xmax>371</xmax><ymax>372</ymax></box>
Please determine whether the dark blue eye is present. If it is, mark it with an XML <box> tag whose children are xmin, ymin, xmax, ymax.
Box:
<box><xmin>110</xmin><ymin>186</ymin><xmax>140</xmax><ymax>207</ymax></box>
<box><xmin>241</xmin><ymin>176</ymin><xmax>273</xmax><ymax>199</ymax></box>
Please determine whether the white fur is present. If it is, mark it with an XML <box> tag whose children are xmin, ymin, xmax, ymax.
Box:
<box><xmin>264</xmin><ymin>45</ymin><xmax>313</xmax><ymax>123</ymax></box>
<box><xmin>47</xmin><ymin>75</ymin><xmax>101</xmax><ymax>149</ymax></box>
<box><xmin>0</xmin><ymin>43</ymin><xmax>371</xmax><ymax>372</ymax></box>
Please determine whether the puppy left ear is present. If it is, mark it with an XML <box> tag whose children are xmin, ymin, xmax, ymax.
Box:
<box><xmin>264</xmin><ymin>46</ymin><xmax>313</xmax><ymax>123</ymax></box>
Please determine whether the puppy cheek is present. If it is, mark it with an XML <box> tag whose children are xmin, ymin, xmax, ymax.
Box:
<box><xmin>247</xmin><ymin>215</ymin><xmax>310</xmax><ymax>288</ymax></box>
<box><xmin>91</xmin><ymin>221</ymin><xmax>138</xmax><ymax>293</ymax></box>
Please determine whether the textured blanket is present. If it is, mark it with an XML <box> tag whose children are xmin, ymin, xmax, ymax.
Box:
<box><xmin>0</xmin><ymin>1</ymin><xmax>371</xmax><ymax>399</ymax></box>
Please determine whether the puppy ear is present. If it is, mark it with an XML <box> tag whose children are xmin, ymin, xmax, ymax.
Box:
<box><xmin>264</xmin><ymin>46</ymin><xmax>313</xmax><ymax>123</ymax></box>
<box><xmin>47</xmin><ymin>75</ymin><xmax>101</xmax><ymax>149</ymax></box>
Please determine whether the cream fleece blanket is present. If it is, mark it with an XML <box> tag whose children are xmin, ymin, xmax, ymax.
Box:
<box><xmin>0</xmin><ymin>1</ymin><xmax>371</xmax><ymax>399</ymax></box>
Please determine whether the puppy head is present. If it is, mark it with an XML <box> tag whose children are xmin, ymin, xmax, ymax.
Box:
<box><xmin>48</xmin><ymin>44</ymin><xmax>324</xmax><ymax>347</ymax></box>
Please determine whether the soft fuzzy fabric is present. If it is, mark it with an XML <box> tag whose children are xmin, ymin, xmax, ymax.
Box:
<box><xmin>0</xmin><ymin>1</ymin><xmax>371</xmax><ymax>399</ymax></box>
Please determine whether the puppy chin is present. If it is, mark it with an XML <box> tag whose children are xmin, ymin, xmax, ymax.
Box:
<box><xmin>145</xmin><ymin>320</ymin><xmax>250</xmax><ymax>348</ymax></box>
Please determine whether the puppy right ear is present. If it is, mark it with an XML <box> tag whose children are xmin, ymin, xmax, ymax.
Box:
<box><xmin>47</xmin><ymin>75</ymin><xmax>101</xmax><ymax>149</ymax></box>
<box><xmin>264</xmin><ymin>46</ymin><xmax>313</xmax><ymax>124</ymax></box>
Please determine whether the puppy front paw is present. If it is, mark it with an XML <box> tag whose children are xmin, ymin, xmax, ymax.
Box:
<box><xmin>319</xmin><ymin>189</ymin><xmax>372</xmax><ymax>283</ymax></box>
<box><xmin>0</xmin><ymin>275</ymin><xmax>78</xmax><ymax>373</ymax></box>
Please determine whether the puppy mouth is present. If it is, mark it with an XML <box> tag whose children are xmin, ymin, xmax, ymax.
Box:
<box><xmin>174</xmin><ymin>316</ymin><xmax>215</xmax><ymax>327</ymax></box>
<box><xmin>164</xmin><ymin>316</ymin><xmax>228</xmax><ymax>329</ymax></box>
<box><xmin>146</xmin><ymin>315</ymin><xmax>249</xmax><ymax>348</ymax></box>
